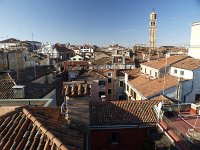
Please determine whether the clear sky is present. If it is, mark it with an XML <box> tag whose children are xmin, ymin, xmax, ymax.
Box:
<box><xmin>0</xmin><ymin>0</ymin><xmax>200</xmax><ymax>47</ymax></box>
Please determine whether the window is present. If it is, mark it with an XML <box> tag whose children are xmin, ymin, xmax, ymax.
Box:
<box><xmin>180</xmin><ymin>71</ymin><xmax>184</xmax><ymax>76</ymax></box>
<box><xmin>108</xmin><ymin>89</ymin><xmax>112</xmax><ymax>95</ymax></box>
<box><xmin>195</xmin><ymin>94</ymin><xmax>200</xmax><ymax>101</ymax></box>
<box><xmin>119</xmin><ymin>81</ymin><xmax>124</xmax><ymax>87</ymax></box>
<box><xmin>73</xmin><ymin>58</ymin><xmax>76</xmax><ymax>60</ymax></box>
<box><xmin>131</xmin><ymin>89</ymin><xmax>134</xmax><ymax>96</ymax></box>
<box><xmin>99</xmin><ymin>80</ymin><xmax>106</xmax><ymax>86</ymax></box>
<box><xmin>99</xmin><ymin>92</ymin><xmax>106</xmax><ymax>97</ymax></box>
<box><xmin>108</xmin><ymin>72</ymin><xmax>112</xmax><ymax>77</ymax></box>
<box><xmin>108</xmin><ymin>78</ymin><xmax>112</xmax><ymax>83</ymax></box>
<box><xmin>110</xmin><ymin>132</ymin><xmax>120</xmax><ymax>144</ymax></box>
<box><xmin>174</xmin><ymin>69</ymin><xmax>177</xmax><ymax>74</ymax></box>
<box><xmin>150</xmin><ymin>70</ymin><xmax>152</xmax><ymax>76</ymax></box>
<box><xmin>127</xmin><ymin>85</ymin><xmax>129</xmax><ymax>92</ymax></box>
<box><xmin>155</xmin><ymin>72</ymin><xmax>157</xmax><ymax>77</ymax></box>
<box><xmin>145</xmin><ymin>68</ymin><xmax>147</xmax><ymax>73</ymax></box>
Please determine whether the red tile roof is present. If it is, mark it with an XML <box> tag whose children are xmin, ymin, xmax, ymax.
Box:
<box><xmin>149</xmin><ymin>95</ymin><xmax>173</xmax><ymax>105</ymax></box>
<box><xmin>87</xmin><ymin>70</ymin><xmax>107</xmax><ymax>79</ymax></box>
<box><xmin>172</xmin><ymin>57</ymin><xmax>200</xmax><ymax>70</ymax></box>
<box><xmin>142</xmin><ymin>55</ymin><xmax>187</xmax><ymax>69</ymax></box>
<box><xmin>117</xmin><ymin>68</ymin><xmax>140</xmax><ymax>78</ymax></box>
<box><xmin>90</xmin><ymin>100</ymin><xmax>159</xmax><ymax>127</ymax></box>
<box><xmin>92</xmin><ymin>57</ymin><xmax>111</xmax><ymax>65</ymax></box>
<box><xmin>0</xmin><ymin>73</ymin><xmax>15</xmax><ymax>99</ymax></box>
<box><xmin>128</xmin><ymin>75</ymin><xmax>179</xmax><ymax>98</ymax></box>
<box><xmin>0</xmin><ymin>107</ymin><xmax>84</xmax><ymax>150</ymax></box>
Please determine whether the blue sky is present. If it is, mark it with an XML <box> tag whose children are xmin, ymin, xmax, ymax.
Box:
<box><xmin>0</xmin><ymin>0</ymin><xmax>200</xmax><ymax>47</ymax></box>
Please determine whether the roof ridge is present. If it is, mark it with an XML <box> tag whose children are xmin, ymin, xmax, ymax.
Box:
<box><xmin>23</xmin><ymin>108</ymin><xmax>69</xmax><ymax>150</ymax></box>
<box><xmin>7</xmin><ymin>72</ymin><xmax>16</xmax><ymax>85</ymax></box>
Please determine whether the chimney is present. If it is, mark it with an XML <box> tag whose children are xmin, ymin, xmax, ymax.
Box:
<box><xmin>12</xmin><ymin>85</ymin><xmax>25</xmax><ymax>99</ymax></box>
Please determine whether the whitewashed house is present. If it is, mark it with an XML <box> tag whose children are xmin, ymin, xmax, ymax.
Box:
<box><xmin>140</xmin><ymin>55</ymin><xmax>187</xmax><ymax>79</ymax></box>
<box><xmin>170</xmin><ymin>57</ymin><xmax>200</xmax><ymax>103</ymax></box>
<box><xmin>125</xmin><ymin>73</ymin><xmax>179</xmax><ymax>101</ymax></box>
<box><xmin>38</xmin><ymin>42</ymin><xmax>59</xmax><ymax>58</ymax></box>
<box><xmin>70</xmin><ymin>55</ymin><xmax>83</xmax><ymax>61</ymax></box>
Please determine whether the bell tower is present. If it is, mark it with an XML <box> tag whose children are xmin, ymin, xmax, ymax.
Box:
<box><xmin>149</xmin><ymin>10</ymin><xmax>157</xmax><ymax>50</ymax></box>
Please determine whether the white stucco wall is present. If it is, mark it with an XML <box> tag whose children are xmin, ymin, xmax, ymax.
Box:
<box><xmin>188</xmin><ymin>22</ymin><xmax>200</xmax><ymax>59</ymax></box>
<box><xmin>190</xmin><ymin>22</ymin><xmax>200</xmax><ymax>46</ymax></box>
<box><xmin>183</xmin><ymin>68</ymin><xmax>200</xmax><ymax>103</ymax></box>
<box><xmin>170</xmin><ymin>67</ymin><xmax>193</xmax><ymax>79</ymax></box>
<box><xmin>141</xmin><ymin>64</ymin><xmax>159</xmax><ymax>78</ymax></box>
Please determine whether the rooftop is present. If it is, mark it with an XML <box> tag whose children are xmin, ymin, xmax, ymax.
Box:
<box><xmin>0</xmin><ymin>106</ymin><xmax>84</xmax><ymax>150</ymax></box>
<box><xmin>149</xmin><ymin>94</ymin><xmax>174</xmax><ymax>105</ymax></box>
<box><xmin>92</xmin><ymin>57</ymin><xmax>111</xmax><ymax>66</ymax></box>
<box><xmin>90</xmin><ymin>100</ymin><xmax>159</xmax><ymax>127</ymax></box>
<box><xmin>142</xmin><ymin>55</ymin><xmax>187</xmax><ymax>69</ymax></box>
<box><xmin>0</xmin><ymin>73</ymin><xmax>15</xmax><ymax>99</ymax></box>
<box><xmin>172</xmin><ymin>57</ymin><xmax>200</xmax><ymax>71</ymax></box>
<box><xmin>9</xmin><ymin>66</ymin><xmax>55</xmax><ymax>85</ymax></box>
<box><xmin>128</xmin><ymin>74</ymin><xmax>179</xmax><ymax>98</ymax></box>
<box><xmin>117</xmin><ymin>68</ymin><xmax>140</xmax><ymax>79</ymax></box>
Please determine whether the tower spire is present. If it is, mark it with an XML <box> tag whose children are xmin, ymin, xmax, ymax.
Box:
<box><xmin>149</xmin><ymin>9</ymin><xmax>157</xmax><ymax>51</ymax></box>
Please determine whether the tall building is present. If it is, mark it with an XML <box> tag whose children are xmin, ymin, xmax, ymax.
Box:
<box><xmin>188</xmin><ymin>21</ymin><xmax>200</xmax><ymax>59</ymax></box>
<box><xmin>149</xmin><ymin>10</ymin><xmax>157</xmax><ymax>50</ymax></box>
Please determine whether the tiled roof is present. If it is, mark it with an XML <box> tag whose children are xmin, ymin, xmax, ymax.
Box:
<box><xmin>125</xmin><ymin>57</ymin><xmax>135</xmax><ymax>64</ymax></box>
<box><xmin>92</xmin><ymin>57</ymin><xmax>111</xmax><ymax>65</ymax></box>
<box><xmin>0</xmin><ymin>107</ymin><xmax>84</xmax><ymax>150</ymax></box>
<box><xmin>117</xmin><ymin>68</ymin><xmax>140</xmax><ymax>78</ymax></box>
<box><xmin>142</xmin><ymin>55</ymin><xmax>187</xmax><ymax>69</ymax></box>
<box><xmin>149</xmin><ymin>95</ymin><xmax>173</xmax><ymax>105</ymax></box>
<box><xmin>128</xmin><ymin>75</ymin><xmax>179</xmax><ymax>98</ymax></box>
<box><xmin>9</xmin><ymin>66</ymin><xmax>54</xmax><ymax>85</ymax></box>
<box><xmin>64</xmin><ymin>61</ymin><xmax>88</xmax><ymax>66</ymax></box>
<box><xmin>172</xmin><ymin>57</ymin><xmax>200</xmax><ymax>71</ymax></box>
<box><xmin>90</xmin><ymin>100</ymin><xmax>159</xmax><ymax>127</ymax></box>
<box><xmin>87</xmin><ymin>70</ymin><xmax>107</xmax><ymax>79</ymax></box>
<box><xmin>0</xmin><ymin>73</ymin><xmax>15</xmax><ymax>99</ymax></box>
<box><xmin>0</xmin><ymin>68</ymin><xmax>63</xmax><ymax>100</ymax></box>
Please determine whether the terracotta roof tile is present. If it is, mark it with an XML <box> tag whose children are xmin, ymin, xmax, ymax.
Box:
<box><xmin>142</xmin><ymin>55</ymin><xmax>187</xmax><ymax>69</ymax></box>
<box><xmin>172</xmin><ymin>57</ymin><xmax>200</xmax><ymax>70</ymax></box>
<box><xmin>128</xmin><ymin>74</ymin><xmax>179</xmax><ymax>97</ymax></box>
<box><xmin>92</xmin><ymin>57</ymin><xmax>111</xmax><ymax>65</ymax></box>
<box><xmin>0</xmin><ymin>107</ymin><xmax>84</xmax><ymax>150</ymax></box>
<box><xmin>149</xmin><ymin>95</ymin><xmax>173</xmax><ymax>104</ymax></box>
<box><xmin>117</xmin><ymin>68</ymin><xmax>140</xmax><ymax>78</ymax></box>
<box><xmin>90</xmin><ymin>100</ymin><xmax>159</xmax><ymax>126</ymax></box>
<box><xmin>0</xmin><ymin>73</ymin><xmax>15</xmax><ymax>99</ymax></box>
<box><xmin>87</xmin><ymin>70</ymin><xmax>107</xmax><ymax>79</ymax></box>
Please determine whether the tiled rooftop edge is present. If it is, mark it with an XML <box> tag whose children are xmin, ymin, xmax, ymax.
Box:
<box><xmin>22</xmin><ymin>108</ymin><xmax>69</xmax><ymax>150</ymax></box>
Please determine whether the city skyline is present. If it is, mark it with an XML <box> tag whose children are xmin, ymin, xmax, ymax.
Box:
<box><xmin>0</xmin><ymin>0</ymin><xmax>200</xmax><ymax>47</ymax></box>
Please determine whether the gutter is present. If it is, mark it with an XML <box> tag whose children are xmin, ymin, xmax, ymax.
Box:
<box><xmin>90</xmin><ymin>124</ymin><xmax>156</xmax><ymax>130</ymax></box>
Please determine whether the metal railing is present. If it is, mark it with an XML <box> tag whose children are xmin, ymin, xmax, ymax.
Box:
<box><xmin>162</xmin><ymin>115</ymin><xmax>195</xmax><ymax>149</ymax></box>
